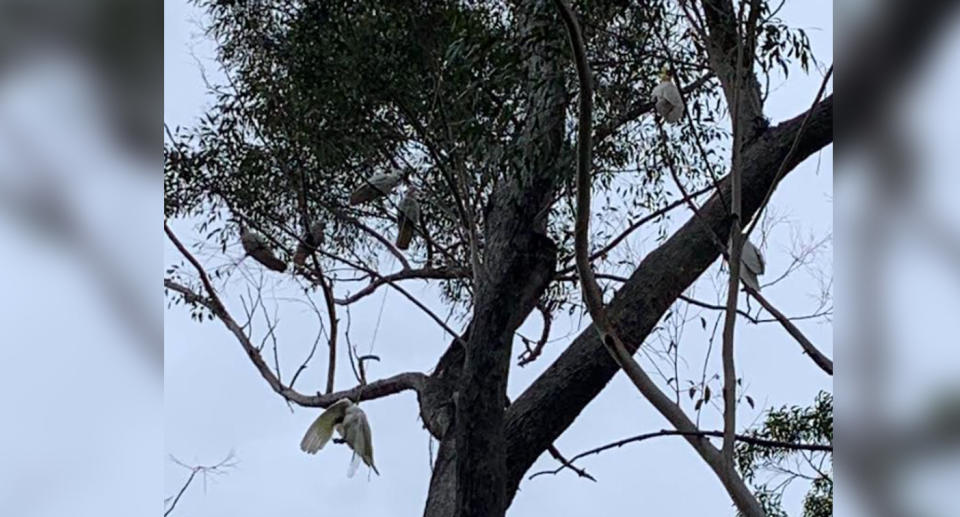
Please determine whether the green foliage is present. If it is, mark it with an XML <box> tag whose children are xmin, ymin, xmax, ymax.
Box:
<box><xmin>736</xmin><ymin>391</ymin><xmax>833</xmax><ymax>517</ymax></box>
<box><xmin>803</xmin><ymin>475</ymin><xmax>833</xmax><ymax>517</ymax></box>
<box><xmin>164</xmin><ymin>0</ymin><xmax>819</xmax><ymax>312</ymax></box>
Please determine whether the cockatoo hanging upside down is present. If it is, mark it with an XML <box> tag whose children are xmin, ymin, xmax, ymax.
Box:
<box><xmin>300</xmin><ymin>398</ymin><xmax>379</xmax><ymax>477</ymax></box>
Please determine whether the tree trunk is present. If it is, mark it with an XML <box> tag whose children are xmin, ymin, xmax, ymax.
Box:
<box><xmin>423</xmin><ymin>4</ymin><xmax>836</xmax><ymax>517</ymax></box>
<box><xmin>424</xmin><ymin>2</ymin><xmax>568</xmax><ymax>515</ymax></box>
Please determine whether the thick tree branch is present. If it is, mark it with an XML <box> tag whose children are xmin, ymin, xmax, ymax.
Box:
<box><xmin>308</xmin><ymin>371</ymin><xmax>427</xmax><ymax>407</ymax></box>
<box><xmin>745</xmin><ymin>65</ymin><xmax>833</xmax><ymax>239</ymax></box>
<box><xmin>504</xmin><ymin>94</ymin><xmax>833</xmax><ymax>504</ymax></box>
<box><xmin>698</xmin><ymin>0</ymin><xmax>766</xmax><ymax>139</ymax></box>
<box><xmin>435</xmin><ymin>4</ymin><xmax>566</xmax><ymax>516</ymax></box>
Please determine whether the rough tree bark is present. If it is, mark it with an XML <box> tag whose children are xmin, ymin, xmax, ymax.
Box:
<box><xmin>420</xmin><ymin>94</ymin><xmax>832</xmax><ymax>517</ymax></box>
<box><xmin>416</xmin><ymin>1</ymin><xmax>834</xmax><ymax>515</ymax></box>
<box><xmin>426</xmin><ymin>2</ymin><xmax>570</xmax><ymax>516</ymax></box>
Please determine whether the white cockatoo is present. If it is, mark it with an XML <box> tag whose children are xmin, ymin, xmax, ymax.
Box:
<box><xmin>293</xmin><ymin>221</ymin><xmax>324</xmax><ymax>267</ymax></box>
<box><xmin>652</xmin><ymin>66</ymin><xmax>684</xmax><ymax>123</ymax></box>
<box><xmin>349</xmin><ymin>172</ymin><xmax>402</xmax><ymax>206</ymax></box>
<box><xmin>300</xmin><ymin>398</ymin><xmax>379</xmax><ymax>477</ymax></box>
<box><xmin>240</xmin><ymin>226</ymin><xmax>287</xmax><ymax>272</ymax></box>
<box><xmin>395</xmin><ymin>186</ymin><xmax>420</xmax><ymax>250</ymax></box>
<box><xmin>733</xmin><ymin>236</ymin><xmax>765</xmax><ymax>292</ymax></box>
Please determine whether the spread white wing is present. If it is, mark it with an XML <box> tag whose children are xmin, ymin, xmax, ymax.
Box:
<box><xmin>300</xmin><ymin>398</ymin><xmax>351</xmax><ymax>454</ymax></box>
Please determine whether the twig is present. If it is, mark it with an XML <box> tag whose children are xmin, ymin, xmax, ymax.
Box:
<box><xmin>680</xmin><ymin>294</ymin><xmax>757</xmax><ymax>322</ymax></box>
<box><xmin>518</xmin><ymin>303</ymin><xmax>554</xmax><ymax>366</ymax></box>
<box><xmin>164</xmin><ymin>226</ymin><xmax>425</xmax><ymax>407</ymax></box>
<box><xmin>335</xmin><ymin>267</ymin><xmax>470</xmax><ymax>305</ymax></box>
<box><xmin>556</xmin><ymin>185</ymin><xmax>713</xmax><ymax>275</ymax></box>
<box><xmin>165</xmin><ymin>452</ymin><xmax>238</xmax><ymax>516</ymax></box>
<box><xmin>320</xmin><ymin>274</ymin><xmax>339</xmax><ymax>393</ymax></box>
<box><xmin>746</xmin><ymin>287</ymin><xmax>834</xmax><ymax>375</ymax></box>
<box><xmin>545</xmin><ymin>444</ymin><xmax>597</xmax><ymax>482</ymax></box>
<box><xmin>528</xmin><ymin>429</ymin><xmax>831</xmax><ymax>480</ymax></box>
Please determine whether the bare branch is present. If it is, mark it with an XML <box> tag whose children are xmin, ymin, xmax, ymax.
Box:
<box><xmin>320</xmin><ymin>274</ymin><xmax>339</xmax><ymax>393</ymax></box>
<box><xmin>556</xmin><ymin>185</ymin><xmax>713</xmax><ymax>276</ymax></box>
<box><xmin>528</xmin><ymin>428</ymin><xmax>831</xmax><ymax>480</ymax></box>
<box><xmin>518</xmin><ymin>303</ymin><xmax>554</xmax><ymax>367</ymax></box>
<box><xmin>544</xmin><ymin>444</ymin><xmax>597</xmax><ymax>482</ymax></box>
<box><xmin>316</xmin><ymin>203</ymin><xmax>413</xmax><ymax>271</ymax></box>
<box><xmin>335</xmin><ymin>267</ymin><xmax>470</xmax><ymax>306</ymax></box>
<box><xmin>680</xmin><ymin>294</ymin><xmax>757</xmax><ymax>322</ymax></box>
<box><xmin>165</xmin><ymin>224</ymin><xmax>426</xmax><ymax>408</ymax></box>
<box><xmin>746</xmin><ymin>287</ymin><xmax>834</xmax><ymax>375</ymax></box>
<box><xmin>310</xmin><ymin>371</ymin><xmax>427</xmax><ymax>407</ymax></box>
<box><xmin>719</xmin><ymin>0</ymin><xmax>751</xmax><ymax>477</ymax></box>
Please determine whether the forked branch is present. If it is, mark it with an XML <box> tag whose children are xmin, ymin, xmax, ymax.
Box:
<box><xmin>552</xmin><ymin>2</ymin><xmax>764</xmax><ymax>515</ymax></box>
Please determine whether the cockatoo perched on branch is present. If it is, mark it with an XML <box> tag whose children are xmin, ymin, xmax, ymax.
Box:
<box><xmin>240</xmin><ymin>226</ymin><xmax>287</xmax><ymax>272</ymax></box>
<box><xmin>732</xmin><ymin>236</ymin><xmax>765</xmax><ymax>292</ymax></box>
<box><xmin>293</xmin><ymin>221</ymin><xmax>324</xmax><ymax>267</ymax></box>
<box><xmin>349</xmin><ymin>172</ymin><xmax>401</xmax><ymax>206</ymax></box>
<box><xmin>395</xmin><ymin>186</ymin><xmax>420</xmax><ymax>250</ymax></box>
<box><xmin>652</xmin><ymin>66</ymin><xmax>684</xmax><ymax>124</ymax></box>
<box><xmin>300</xmin><ymin>398</ymin><xmax>379</xmax><ymax>477</ymax></box>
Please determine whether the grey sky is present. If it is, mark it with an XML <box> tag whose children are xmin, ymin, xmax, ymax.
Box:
<box><xmin>163</xmin><ymin>1</ymin><xmax>834</xmax><ymax>515</ymax></box>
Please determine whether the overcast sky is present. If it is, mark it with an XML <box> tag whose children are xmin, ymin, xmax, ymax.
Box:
<box><xmin>163</xmin><ymin>1</ymin><xmax>835</xmax><ymax>515</ymax></box>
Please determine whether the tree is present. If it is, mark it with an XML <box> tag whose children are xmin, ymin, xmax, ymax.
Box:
<box><xmin>164</xmin><ymin>1</ymin><xmax>833</xmax><ymax>515</ymax></box>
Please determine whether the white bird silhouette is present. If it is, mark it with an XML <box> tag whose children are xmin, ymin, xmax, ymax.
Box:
<box><xmin>735</xmin><ymin>237</ymin><xmax>765</xmax><ymax>292</ymax></box>
<box><xmin>300</xmin><ymin>398</ymin><xmax>379</xmax><ymax>477</ymax></box>
<box><xmin>395</xmin><ymin>186</ymin><xmax>420</xmax><ymax>250</ymax></box>
<box><xmin>349</xmin><ymin>172</ymin><xmax>401</xmax><ymax>206</ymax></box>
<box><xmin>652</xmin><ymin>67</ymin><xmax>684</xmax><ymax>123</ymax></box>
<box><xmin>293</xmin><ymin>221</ymin><xmax>324</xmax><ymax>267</ymax></box>
<box><xmin>239</xmin><ymin>226</ymin><xmax>286</xmax><ymax>272</ymax></box>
